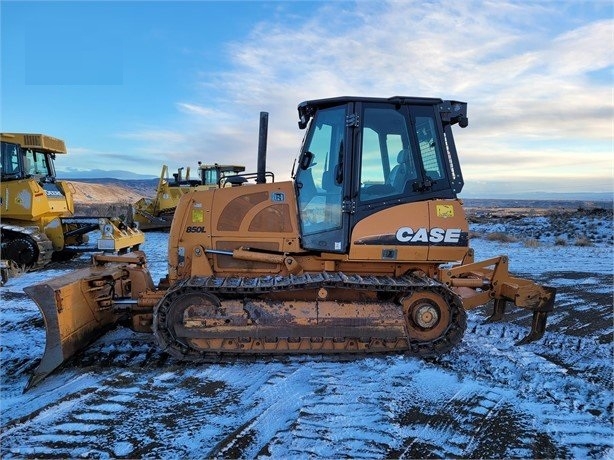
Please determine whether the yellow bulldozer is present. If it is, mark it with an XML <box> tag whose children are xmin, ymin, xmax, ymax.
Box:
<box><xmin>0</xmin><ymin>133</ymin><xmax>144</xmax><ymax>281</ymax></box>
<box><xmin>133</xmin><ymin>163</ymin><xmax>246</xmax><ymax>230</ymax></box>
<box><xmin>24</xmin><ymin>98</ymin><xmax>556</xmax><ymax>389</ymax></box>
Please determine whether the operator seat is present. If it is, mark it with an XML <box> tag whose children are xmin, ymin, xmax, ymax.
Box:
<box><xmin>388</xmin><ymin>149</ymin><xmax>412</xmax><ymax>191</ymax></box>
<box><xmin>23</xmin><ymin>156</ymin><xmax>33</xmax><ymax>176</ymax></box>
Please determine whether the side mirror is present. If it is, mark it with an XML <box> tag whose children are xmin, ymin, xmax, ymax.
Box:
<box><xmin>300</xmin><ymin>151</ymin><xmax>314</xmax><ymax>170</ymax></box>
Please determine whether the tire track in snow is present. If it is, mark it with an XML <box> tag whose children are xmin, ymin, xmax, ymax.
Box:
<box><xmin>206</xmin><ymin>364</ymin><xmax>315</xmax><ymax>459</ymax></box>
<box><xmin>1</xmin><ymin>371</ymin><xmax>149</xmax><ymax>458</ymax></box>
<box><xmin>393</xmin><ymin>385</ymin><xmax>516</xmax><ymax>459</ymax></box>
<box><xmin>538</xmin><ymin>333</ymin><xmax>613</xmax><ymax>388</ymax></box>
<box><xmin>3</xmin><ymin>365</ymin><xmax>250</xmax><ymax>458</ymax></box>
<box><xmin>263</xmin><ymin>358</ymin><xmax>411</xmax><ymax>459</ymax></box>
<box><xmin>432</xmin><ymin>319</ymin><xmax>613</xmax><ymax>458</ymax></box>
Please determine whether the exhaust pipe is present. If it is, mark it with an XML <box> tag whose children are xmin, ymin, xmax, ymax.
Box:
<box><xmin>256</xmin><ymin>111</ymin><xmax>268</xmax><ymax>184</ymax></box>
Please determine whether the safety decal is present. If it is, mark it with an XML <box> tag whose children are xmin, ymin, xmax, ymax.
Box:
<box><xmin>192</xmin><ymin>209</ymin><xmax>204</xmax><ymax>223</ymax></box>
<box><xmin>436</xmin><ymin>204</ymin><xmax>454</xmax><ymax>218</ymax></box>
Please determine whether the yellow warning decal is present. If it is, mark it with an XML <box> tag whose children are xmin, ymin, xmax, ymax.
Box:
<box><xmin>436</xmin><ymin>204</ymin><xmax>454</xmax><ymax>218</ymax></box>
<box><xmin>192</xmin><ymin>209</ymin><xmax>204</xmax><ymax>222</ymax></box>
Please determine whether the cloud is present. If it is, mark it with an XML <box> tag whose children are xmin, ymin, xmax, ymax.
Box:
<box><xmin>125</xmin><ymin>1</ymin><xmax>614</xmax><ymax>191</ymax></box>
<box><xmin>176</xmin><ymin>103</ymin><xmax>220</xmax><ymax>118</ymax></box>
<box><xmin>116</xmin><ymin>129</ymin><xmax>187</xmax><ymax>144</ymax></box>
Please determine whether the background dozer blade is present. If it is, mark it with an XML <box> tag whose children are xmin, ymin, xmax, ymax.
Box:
<box><xmin>23</xmin><ymin>266</ymin><xmax>122</xmax><ymax>389</ymax></box>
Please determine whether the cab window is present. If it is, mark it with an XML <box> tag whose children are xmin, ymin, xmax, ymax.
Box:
<box><xmin>24</xmin><ymin>150</ymin><xmax>51</xmax><ymax>176</ymax></box>
<box><xmin>359</xmin><ymin>107</ymin><xmax>415</xmax><ymax>200</ymax></box>
<box><xmin>296</xmin><ymin>106</ymin><xmax>346</xmax><ymax>236</ymax></box>
<box><xmin>415</xmin><ymin>116</ymin><xmax>446</xmax><ymax>180</ymax></box>
<box><xmin>203</xmin><ymin>168</ymin><xmax>219</xmax><ymax>185</ymax></box>
<box><xmin>1</xmin><ymin>142</ymin><xmax>21</xmax><ymax>177</ymax></box>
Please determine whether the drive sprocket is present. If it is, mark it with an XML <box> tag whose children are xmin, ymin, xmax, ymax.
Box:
<box><xmin>400</xmin><ymin>289</ymin><xmax>467</xmax><ymax>357</ymax></box>
<box><xmin>3</xmin><ymin>237</ymin><xmax>38</xmax><ymax>269</ymax></box>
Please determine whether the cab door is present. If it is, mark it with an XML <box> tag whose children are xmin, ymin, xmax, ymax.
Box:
<box><xmin>295</xmin><ymin>103</ymin><xmax>353</xmax><ymax>252</ymax></box>
<box><xmin>351</xmin><ymin>101</ymin><xmax>457</xmax><ymax>222</ymax></box>
<box><xmin>353</xmin><ymin>101</ymin><xmax>416</xmax><ymax>204</ymax></box>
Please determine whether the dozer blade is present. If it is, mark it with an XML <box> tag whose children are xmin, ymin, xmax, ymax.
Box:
<box><xmin>23</xmin><ymin>266</ymin><xmax>124</xmax><ymax>389</ymax></box>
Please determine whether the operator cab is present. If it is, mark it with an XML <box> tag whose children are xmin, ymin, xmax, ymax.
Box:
<box><xmin>199</xmin><ymin>163</ymin><xmax>246</xmax><ymax>187</ymax></box>
<box><xmin>1</xmin><ymin>134</ymin><xmax>61</xmax><ymax>183</ymax></box>
<box><xmin>293</xmin><ymin>96</ymin><xmax>468</xmax><ymax>253</ymax></box>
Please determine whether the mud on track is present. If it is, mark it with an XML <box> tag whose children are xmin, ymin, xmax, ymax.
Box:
<box><xmin>1</xmin><ymin>234</ymin><xmax>612</xmax><ymax>458</ymax></box>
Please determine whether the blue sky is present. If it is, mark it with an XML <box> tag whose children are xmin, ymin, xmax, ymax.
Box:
<box><xmin>1</xmin><ymin>0</ymin><xmax>612</xmax><ymax>197</ymax></box>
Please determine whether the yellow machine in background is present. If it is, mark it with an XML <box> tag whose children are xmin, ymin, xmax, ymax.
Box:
<box><xmin>0</xmin><ymin>133</ymin><xmax>144</xmax><ymax>276</ymax></box>
<box><xmin>133</xmin><ymin>163</ymin><xmax>245</xmax><ymax>230</ymax></box>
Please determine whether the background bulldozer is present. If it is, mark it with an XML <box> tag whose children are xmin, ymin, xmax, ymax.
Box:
<box><xmin>24</xmin><ymin>98</ymin><xmax>555</xmax><ymax>388</ymax></box>
<box><xmin>0</xmin><ymin>133</ymin><xmax>144</xmax><ymax>282</ymax></box>
<box><xmin>133</xmin><ymin>163</ymin><xmax>245</xmax><ymax>230</ymax></box>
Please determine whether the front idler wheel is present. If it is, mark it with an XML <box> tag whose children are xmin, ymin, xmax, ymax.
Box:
<box><xmin>153</xmin><ymin>289</ymin><xmax>222</xmax><ymax>359</ymax></box>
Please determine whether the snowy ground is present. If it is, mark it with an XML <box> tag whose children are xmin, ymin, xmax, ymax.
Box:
<box><xmin>1</xmin><ymin>211</ymin><xmax>612</xmax><ymax>459</ymax></box>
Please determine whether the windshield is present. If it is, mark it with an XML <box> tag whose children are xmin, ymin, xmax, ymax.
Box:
<box><xmin>359</xmin><ymin>106</ymin><xmax>415</xmax><ymax>200</ymax></box>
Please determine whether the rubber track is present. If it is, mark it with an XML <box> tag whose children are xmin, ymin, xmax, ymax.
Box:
<box><xmin>153</xmin><ymin>271</ymin><xmax>467</xmax><ymax>361</ymax></box>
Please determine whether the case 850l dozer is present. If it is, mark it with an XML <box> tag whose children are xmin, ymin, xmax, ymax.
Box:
<box><xmin>24</xmin><ymin>97</ymin><xmax>556</xmax><ymax>388</ymax></box>
<box><xmin>1</xmin><ymin>133</ymin><xmax>144</xmax><ymax>281</ymax></box>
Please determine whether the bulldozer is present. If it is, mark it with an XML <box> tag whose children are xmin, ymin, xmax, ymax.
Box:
<box><xmin>133</xmin><ymin>163</ymin><xmax>246</xmax><ymax>230</ymax></box>
<box><xmin>24</xmin><ymin>97</ymin><xmax>556</xmax><ymax>389</ymax></box>
<box><xmin>0</xmin><ymin>133</ymin><xmax>144</xmax><ymax>277</ymax></box>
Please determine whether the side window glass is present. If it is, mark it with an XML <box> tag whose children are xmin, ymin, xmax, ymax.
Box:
<box><xmin>360</xmin><ymin>127</ymin><xmax>386</xmax><ymax>186</ymax></box>
<box><xmin>359</xmin><ymin>107</ymin><xmax>414</xmax><ymax>200</ymax></box>
<box><xmin>415</xmin><ymin>116</ymin><xmax>446</xmax><ymax>180</ymax></box>
<box><xmin>24</xmin><ymin>150</ymin><xmax>37</xmax><ymax>175</ymax></box>
<box><xmin>204</xmin><ymin>169</ymin><xmax>218</xmax><ymax>185</ymax></box>
<box><xmin>25</xmin><ymin>150</ymin><xmax>50</xmax><ymax>176</ymax></box>
<box><xmin>296</xmin><ymin>106</ymin><xmax>345</xmax><ymax>235</ymax></box>
<box><xmin>387</xmin><ymin>134</ymin><xmax>417</xmax><ymax>191</ymax></box>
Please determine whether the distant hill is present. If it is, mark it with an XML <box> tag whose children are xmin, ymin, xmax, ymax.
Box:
<box><xmin>57</xmin><ymin>169</ymin><xmax>157</xmax><ymax>180</ymax></box>
<box><xmin>65</xmin><ymin>176</ymin><xmax>612</xmax><ymax>214</ymax></box>
<box><xmin>69</xmin><ymin>177</ymin><xmax>159</xmax><ymax>198</ymax></box>
<box><xmin>460</xmin><ymin>191</ymin><xmax>613</xmax><ymax>202</ymax></box>
<box><xmin>68</xmin><ymin>180</ymin><xmax>151</xmax><ymax>205</ymax></box>
<box><xmin>58</xmin><ymin>169</ymin><xmax>612</xmax><ymax>202</ymax></box>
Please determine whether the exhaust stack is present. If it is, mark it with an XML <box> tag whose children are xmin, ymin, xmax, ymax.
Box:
<box><xmin>256</xmin><ymin>111</ymin><xmax>268</xmax><ymax>184</ymax></box>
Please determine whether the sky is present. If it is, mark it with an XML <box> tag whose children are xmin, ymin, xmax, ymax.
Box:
<box><xmin>1</xmin><ymin>0</ymin><xmax>612</xmax><ymax>198</ymax></box>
